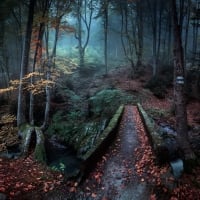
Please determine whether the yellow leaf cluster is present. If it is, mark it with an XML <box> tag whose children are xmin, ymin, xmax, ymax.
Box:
<box><xmin>0</xmin><ymin>126</ymin><xmax>19</xmax><ymax>152</ymax></box>
<box><xmin>55</xmin><ymin>57</ymin><xmax>78</xmax><ymax>75</ymax></box>
<box><xmin>0</xmin><ymin>114</ymin><xmax>16</xmax><ymax>124</ymax></box>
<box><xmin>23</xmin><ymin>72</ymin><xmax>42</xmax><ymax>80</ymax></box>
<box><xmin>25</xmin><ymin>79</ymin><xmax>55</xmax><ymax>95</ymax></box>
<box><xmin>0</xmin><ymin>86</ymin><xmax>15</xmax><ymax>94</ymax></box>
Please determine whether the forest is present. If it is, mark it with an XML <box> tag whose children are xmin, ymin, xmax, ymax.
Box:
<box><xmin>0</xmin><ymin>0</ymin><xmax>200</xmax><ymax>199</ymax></box>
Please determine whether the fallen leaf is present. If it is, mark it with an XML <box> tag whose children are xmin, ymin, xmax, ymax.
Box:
<box><xmin>0</xmin><ymin>187</ymin><xmax>5</xmax><ymax>192</ymax></box>
<box><xmin>91</xmin><ymin>193</ymin><xmax>97</xmax><ymax>198</ymax></box>
<box><xmin>69</xmin><ymin>187</ymin><xmax>76</xmax><ymax>193</ymax></box>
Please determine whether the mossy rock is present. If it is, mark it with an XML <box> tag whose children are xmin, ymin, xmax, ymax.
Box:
<box><xmin>81</xmin><ymin>105</ymin><xmax>124</xmax><ymax>161</ymax></box>
<box><xmin>19</xmin><ymin>123</ymin><xmax>34</xmax><ymax>138</ymax></box>
<box><xmin>137</xmin><ymin>103</ymin><xmax>168</xmax><ymax>162</ymax></box>
<box><xmin>34</xmin><ymin>142</ymin><xmax>46</xmax><ymax>163</ymax></box>
<box><xmin>34</xmin><ymin>127</ymin><xmax>46</xmax><ymax>163</ymax></box>
<box><xmin>89</xmin><ymin>89</ymin><xmax>132</xmax><ymax>118</ymax></box>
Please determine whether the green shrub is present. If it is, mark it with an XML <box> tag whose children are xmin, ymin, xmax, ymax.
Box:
<box><xmin>89</xmin><ymin>89</ymin><xmax>132</xmax><ymax>118</ymax></box>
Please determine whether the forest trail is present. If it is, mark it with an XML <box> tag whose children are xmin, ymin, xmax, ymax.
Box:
<box><xmin>98</xmin><ymin>105</ymin><xmax>151</xmax><ymax>200</ymax></box>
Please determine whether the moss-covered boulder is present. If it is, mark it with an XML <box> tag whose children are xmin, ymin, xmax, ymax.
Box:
<box><xmin>89</xmin><ymin>89</ymin><xmax>132</xmax><ymax>118</ymax></box>
<box><xmin>137</xmin><ymin>103</ymin><xmax>182</xmax><ymax>164</ymax></box>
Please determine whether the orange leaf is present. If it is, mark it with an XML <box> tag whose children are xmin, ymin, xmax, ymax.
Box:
<box><xmin>86</xmin><ymin>187</ymin><xmax>91</xmax><ymax>191</ymax></box>
<box><xmin>150</xmin><ymin>194</ymin><xmax>157</xmax><ymax>200</ymax></box>
<box><xmin>74</xmin><ymin>182</ymin><xmax>78</xmax><ymax>187</ymax></box>
<box><xmin>69</xmin><ymin>187</ymin><xmax>76</xmax><ymax>193</ymax></box>
<box><xmin>0</xmin><ymin>187</ymin><xmax>5</xmax><ymax>192</ymax></box>
<box><xmin>91</xmin><ymin>193</ymin><xmax>97</xmax><ymax>198</ymax></box>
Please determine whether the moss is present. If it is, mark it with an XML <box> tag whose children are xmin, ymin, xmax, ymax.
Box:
<box><xmin>137</xmin><ymin>103</ymin><xmax>165</xmax><ymax>155</ymax></box>
<box><xmin>137</xmin><ymin>103</ymin><xmax>156</xmax><ymax>133</ymax></box>
<box><xmin>19</xmin><ymin>123</ymin><xmax>32</xmax><ymax>132</ymax></box>
<box><xmin>82</xmin><ymin>105</ymin><xmax>124</xmax><ymax>160</ymax></box>
<box><xmin>89</xmin><ymin>89</ymin><xmax>132</xmax><ymax>118</ymax></box>
<box><xmin>34</xmin><ymin>128</ymin><xmax>46</xmax><ymax>163</ymax></box>
<box><xmin>19</xmin><ymin>124</ymin><xmax>35</xmax><ymax>155</ymax></box>
<box><xmin>34</xmin><ymin>142</ymin><xmax>46</xmax><ymax>164</ymax></box>
<box><xmin>34</xmin><ymin>144</ymin><xmax>46</xmax><ymax>163</ymax></box>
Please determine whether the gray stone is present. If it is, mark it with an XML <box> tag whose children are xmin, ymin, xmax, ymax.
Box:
<box><xmin>170</xmin><ymin>159</ymin><xmax>184</xmax><ymax>179</ymax></box>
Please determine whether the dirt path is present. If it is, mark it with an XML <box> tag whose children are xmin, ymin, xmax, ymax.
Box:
<box><xmin>98</xmin><ymin>105</ymin><xmax>151</xmax><ymax>200</ymax></box>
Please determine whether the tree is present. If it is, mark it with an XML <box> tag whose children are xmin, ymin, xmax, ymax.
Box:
<box><xmin>102</xmin><ymin>0</ymin><xmax>109</xmax><ymax>75</ymax></box>
<box><xmin>17</xmin><ymin>0</ymin><xmax>36</xmax><ymax>127</ymax></box>
<box><xmin>191</xmin><ymin>0</ymin><xmax>200</xmax><ymax>65</ymax></box>
<box><xmin>0</xmin><ymin>0</ymin><xmax>20</xmax><ymax>88</ymax></box>
<box><xmin>14</xmin><ymin>0</ymin><xmax>47</xmax><ymax>163</ymax></box>
<box><xmin>146</xmin><ymin>0</ymin><xmax>167</xmax><ymax>76</ymax></box>
<box><xmin>29</xmin><ymin>0</ymin><xmax>51</xmax><ymax>125</ymax></box>
<box><xmin>96</xmin><ymin>0</ymin><xmax>109</xmax><ymax>75</ymax></box>
<box><xmin>75</xmin><ymin>0</ymin><xmax>94</xmax><ymax>69</ymax></box>
<box><xmin>171</xmin><ymin>0</ymin><xmax>196</xmax><ymax>161</ymax></box>
<box><xmin>119</xmin><ymin>0</ymin><xmax>136</xmax><ymax>75</ymax></box>
<box><xmin>135</xmin><ymin>0</ymin><xmax>144</xmax><ymax>68</ymax></box>
<box><xmin>112</xmin><ymin>0</ymin><xmax>144</xmax><ymax>76</ymax></box>
<box><xmin>184</xmin><ymin>0</ymin><xmax>191</xmax><ymax>64</ymax></box>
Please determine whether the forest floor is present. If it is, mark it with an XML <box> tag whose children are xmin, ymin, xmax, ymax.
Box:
<box><xmin>0</xmin><ymin>65</ymin><xmax>200</xmax><ymax>199</ymax></box>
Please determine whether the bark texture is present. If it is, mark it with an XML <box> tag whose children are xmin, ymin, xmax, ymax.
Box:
<box><xmin>171</xmin><ymin>0</ymin><xmax>196</xmax><ymax>161</ymax></box>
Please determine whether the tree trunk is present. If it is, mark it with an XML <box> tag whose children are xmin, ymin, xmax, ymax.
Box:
<box><xmin>120</xmin><ymin>3</ymin><xmax>135</xmax><ymax>75</ymax></box>
<box><xmin>184</xmin><ymin>0</ymin><xmax>191</xmax><ymax>64</ymax></box>
<box><xmin>146</xmin><ymin>0</ymin><xmax>158</xmax><ymax>76</ymax></box>
<box><xmin>103</xmin><ymin>1</ymin><xmax>108</xmax><ymax>75</ymax></box>
<box><xmin>41</xmin><ymin>65</ymin><xmax>51</xmax><ymax>131</ymax></box>
<box><xmin>52</xmin><ymin>16</ymin><xmax>62</xmax><ymax>58</ymax></box>
<box><xmin>0</xmin><ymin>21</ymin><xmax>4</xmax><ymax>66</ymax></box>
<box><xmin>29</xmin><ymin>22</ymin><xmax>45</xmax><ymax>125</ymax></box>
<box><xmin>171</xmin><ymin>0</ymin><xmax>196</xmax><ymax>161</ymax></box>
<box><xmin>136</xmin><ymin>0</ymin><xmax>143</xmax><ymax>68</ymax></box>
<box><xmin>17</xmin><ymin>0</ymin><xmax>35</xmax><ymax>127</ymax></box>
<box><xmin>76</xmin><ymin>0</ymin><xmax>93</xmax><ymax>69</ymax></box>
<box><xmin>19</xmin><ymin>124</ymin><xmax>46</xmax><ymax>163</ymax></box>
<box><xmin>30</xmin><ymin>0</ymin><xmax>52</xmax><ymax>127</ymax></box>
<box><xmin>0</xmin><ymin>21</ymin><xmax>9</xmax><ymax>88</ymax></box>
<box><xmin>167</xmin><ymin>10</ymin><xmax>172</xmax><ymax>65</ymax></box>
<box><xmin>156</xmin><ymin>3</ymin><xmax>163</xmax><ymax>68</ymax></box>
<box><xmin>77</xmin><ymin>0</ymin><xmax>84</xmax><ymax>68</ymax></box>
